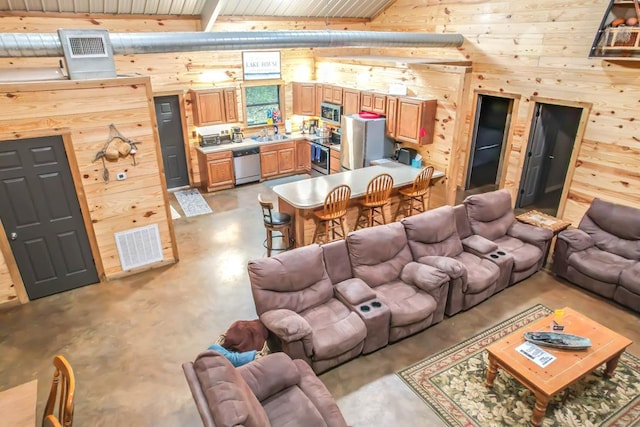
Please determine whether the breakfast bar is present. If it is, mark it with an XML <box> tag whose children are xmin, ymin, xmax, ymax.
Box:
<box><xmin>273</xmin><ymin>163</ymin><xmax>445</xmax><ymax>247</ymax></box>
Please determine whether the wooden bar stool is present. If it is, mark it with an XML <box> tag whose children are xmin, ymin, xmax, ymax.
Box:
<box><xmin>259</xmin><ymin>194</ymin><xmax>293</xmax><ymax>257</ymax></box>
<box><xmin>354</xmin><ymin>173</ymin><xmax>394</xmax><ymax>230</ymax></box>
<box><xmin>313</xmin><ymin>184</ymin><xmax>351</xmax><ymax>244</ymax></box>
<box><xmin>394</xmin><ymin>166</ymin><xmax>434</xmax><ymax>220</ymax></box>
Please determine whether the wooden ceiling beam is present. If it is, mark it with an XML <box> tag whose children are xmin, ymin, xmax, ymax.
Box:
<box><xmin>200</xmin><ymin>0</ymin><xmax>225</xmax><ymax>32</ymax></box>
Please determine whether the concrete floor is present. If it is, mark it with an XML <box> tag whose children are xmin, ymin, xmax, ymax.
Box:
<box><xmin>1</xmin><ymin>179</ymin><xmax>639</xmax><ymax>427</ymax></box>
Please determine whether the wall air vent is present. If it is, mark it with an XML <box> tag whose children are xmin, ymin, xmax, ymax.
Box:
<box><xmin>114</xmin><ymin>224</ymin><xmax>164</xmax><ymax>271</ymax></box>
<box><xmin>58</xmin><ymin>29</ymin><xmax>116</xmax><ymax>80</ymax></box>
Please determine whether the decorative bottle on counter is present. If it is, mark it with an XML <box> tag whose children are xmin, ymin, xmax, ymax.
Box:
<box><xmin>274</xmin><ymin>125</ymin><xmax>279</xmax><ymax>135</ymax></box>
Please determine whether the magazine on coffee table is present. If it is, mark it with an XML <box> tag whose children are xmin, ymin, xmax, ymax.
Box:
<box><xmin>516</xmin><ymin>341</ymin><xmax>556</xmax><ymax>367</ymax></box>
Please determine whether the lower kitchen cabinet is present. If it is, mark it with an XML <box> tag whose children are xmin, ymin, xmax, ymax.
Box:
<box><xmin>330</xmin><ymin>147</ymin><xmax>341</xmax><ymax>174</ymax></box>
<box><xmin>260</xmin><ymin>141</ymin><xmax>296</xmax><ymax>180</ymax></box>
<box><xmin>296</xmin><ymin>139</ymin><xmax>311</xmax><ymax>172</ymax></box>
<box><xmin>197</xmin><ymin>150</ymin><xmax>235</xmax><ymax>192</ymax></box>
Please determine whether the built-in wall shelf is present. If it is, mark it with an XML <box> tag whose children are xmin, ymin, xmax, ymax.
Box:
<box><xmin>591</xmin><ymin>0</ymin><xmax>640</xmax><ymax>60</ymax></box>
<box><xmin>315</xmin><ymin>55</ymin><xmax>471</xmax><ymax>69</ymax></box>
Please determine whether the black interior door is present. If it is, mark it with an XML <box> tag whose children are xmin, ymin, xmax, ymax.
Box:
<box><xmin>154</xmin><ymin>95</ymin><xmax>189</xmax><ymax>189</ymax></box>
<box><xmin>0</xmin><ymin>136</ymin><xmax>98</xmax><ymax>299</ymax></box>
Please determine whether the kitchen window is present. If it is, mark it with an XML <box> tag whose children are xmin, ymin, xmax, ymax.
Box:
<box><xmin>242</xmin><ymin>82</ymin><xmax>285</xmax><ymax>127</ymax></box>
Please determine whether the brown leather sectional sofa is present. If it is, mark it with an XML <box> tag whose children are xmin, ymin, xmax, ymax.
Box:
<box><xmin>553</xmin><ymin>198</ymin><xmax>640</xmax><ymax>313</ymax></box>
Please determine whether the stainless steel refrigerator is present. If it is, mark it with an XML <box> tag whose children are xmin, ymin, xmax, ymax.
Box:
<box><xmin>340</xmin><ymin>114</ymin><xmax>394</xmax><ymax>171</ymax></box>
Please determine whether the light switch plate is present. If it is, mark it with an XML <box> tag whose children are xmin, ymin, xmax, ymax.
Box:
<box><xmin>116</xmin><ymin>172</ymin><xmax>127</xmax><ymax>181</ymax></box>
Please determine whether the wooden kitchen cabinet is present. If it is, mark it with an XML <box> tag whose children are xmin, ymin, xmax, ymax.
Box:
<box><xmin>360</xmin><ymin>91</ymin><xmax>387</xmax><ymax>115</ymax></box>
<box><xmin>292</xmin><ymin>82</ymin><xmax>316</xmax><ymax>116</ymax></box>
<box><xmin>190</xmin><ymin>88</ymin><xmax>239</xmax><ymax>126</ymax></box>
<box><xmin>322</xmin><ymin>85</ymin><xmax>343</xmax><ymax>104</ymax></box>
<box><xmin>315</xmin><ymin>84</ymin><xmax>323</xmax><ymax>116</ymax></box>
<box><xmin>197</xmin><ymin>150</ymin><xmax>235</xmax><ymax>192</ymax></box>
<box><xmin>296</xmin><ymin>139</ymin><xmax>311</xmax><ymax>172</ymax></box>
<box><xmin>342</xmin><ymin>88</ymin><xmax>361</xmax><ymax>116</ymax></box>
<box><xmin>260</xmin><ymin>141</ymin><xmax>296</xmax><ymax>179</ymax></box>
<box><xmin>395</xmin><ymin>98</ymin><xmax>437</xmax><ymax>145</ymax></box>
<box><xmin>385</xmin><ymin>96</ymin><xmax>398</xmax><ymax>139</ymax></box>
<box><xmin>330</xmin><ymin>147</ymin><xmax>341</xmax><ymax>174</ymax></box>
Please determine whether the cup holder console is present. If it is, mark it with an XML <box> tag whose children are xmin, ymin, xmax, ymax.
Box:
<box><xmin>489</xmin><ymin>250</ymin><xmax>508</xmax><ymax>260</ymax></box>
<box><xmin>497</xmin><ymin>250</ymin><xmax>506</xmax><ymax>256</ymax></box>
<box><xmin>359</xmin><ymin>301</ymin><xmax>384</xmax><ymax>313</ymax></box>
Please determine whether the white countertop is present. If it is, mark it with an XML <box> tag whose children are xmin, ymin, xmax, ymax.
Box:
<box><xmin>273</xmin><ymin>163</ymin><xmax>445</xmax><ymax>209</ymax></box>
<box><xmin>196</xmin><ymin>132</ymin><xmax>334</xmax><ymax>154</ymax></box>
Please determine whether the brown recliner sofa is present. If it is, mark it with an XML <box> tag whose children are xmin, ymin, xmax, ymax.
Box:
<box><xmin>553</xmin><ymin>198</ymin><xmax>640</xmax><ymax>313</ymax></box>
<box><xmin>345</xmin><ymin>222</ymin><xmax>450</xmax><ymax>343</ymax></box>
<box><xmin>183</xmin><ymin>350</ymin><xmax>348</xmax><ymax>427</ymax></box>
<box><xmin>463</xmin><ymin>189</ymin><xmax>553</xmax><ymax>284</ymax></box>
<box><xmin>402</xmin><ymin>205</ymin><xmax>511</xmax><ymax>316</ymax></box>
<box><xmin>248</xmin><ymin>244</ymin><xmax>367</xmax><ymax>374</ymax></box>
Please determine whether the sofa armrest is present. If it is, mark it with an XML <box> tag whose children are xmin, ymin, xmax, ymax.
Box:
<box><xmin>508</xmin><ymin>222</ymin><xmax>553</xmax><ymax>246</ymax></box>
<box><xmin>260</xmin><ymin>309</ymin><xmax>313</xmax><ymax>343</ymax></box>
<box><xmin>557</xmin><ymin>228</ymin><xmax>594</xmax><ymax>251</ymax></box>
<box><xmin>400</xmin><ymin>262</ymin><xmax>450</xmax><ymax>292</ymax></box>
<box><xmin>417</xmin><ymin>255</ymin><xmax>466</xmax><ymax>279</ymax></box>
<box><xmin>335</xmin><ymin>278</ymin><xmax>376</xmax><ymax>305</ymax></box>
<box><xmin>182</xmin><ymin>362</ymin><xmax>216</xmax><ymax>427</ymax></box>
<box><xmin>294</xmin><ymin>359</ymin><xmax>349</xmax><ymax>427</ymax></box>
<box><xmin>461</xmin><ymin>235</ymin><xmax>498</xmax><ymax>255</ymax></box>
<box><xmin>238</xmin><ymin>353</ymin><xmax>301</xmax><ymax>402</ymax></box>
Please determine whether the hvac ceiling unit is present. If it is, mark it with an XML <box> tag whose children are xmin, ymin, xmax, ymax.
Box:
<box><xmin>58</xmin><ymin>29</ymin><xmax>116</xmax><ymax>80</ymax></box>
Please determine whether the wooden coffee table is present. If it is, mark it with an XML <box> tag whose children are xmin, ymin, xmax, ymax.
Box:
<box><xmin>485</xmin><ymin>307</ymin><xmax>632</xmax><ymax>426</ymax></box>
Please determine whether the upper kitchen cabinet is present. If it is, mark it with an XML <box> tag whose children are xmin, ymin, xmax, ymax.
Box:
<box><xmin>385</xmin><ymin>96</ymin><xmax>398</xmax><ymax>139</ymax></box>
<box><xmin>315</xmin><ymin>84</ymin><xmax>323</xmax><ymax>116</ymax></box>
<box><xmin>292</xmin><ymin>82</ymin><xmax>317</xmax><ymax>116</ymax></box>
<box><xmin>590</xmin><ymin>0</ymin><xmax>640</xmax><ymax>60</ymax></box>
<box><xmin>360</xmin><ymin>91</ymin><xmax>387</xmax><ymax>115</ymax></box>
<box><xmin>342</xmin><ymin>88</ymin><xmax>361</xmax><ymax>116</ymax></box>
<box><xmin>322</xmin><ymin>85</ymin><xmax>343</xmax><ymax>105</ymax></box>
<box><xmin>395</xmin><ymin>98</ymin><xmax>437</xmax><ymax>145</ymax></box>
<box><xmin>190</xmin><ymin>88</ymin><xmax>239</xmax><ymax>126</ymax></box>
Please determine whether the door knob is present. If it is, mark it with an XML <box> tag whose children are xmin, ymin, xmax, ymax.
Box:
<box><xmin>10</xmin><ymin>232</ymin><xmax>17</xmax><ymax>241</ymax></box>
<box><xmin>548</xmin><ymin>155</ymin><xmax>555</xmax><ymax>159</ymax></box>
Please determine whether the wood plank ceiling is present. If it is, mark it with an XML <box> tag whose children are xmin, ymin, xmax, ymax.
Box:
<box><xmin>0</xmin><ymin>0</ymin><xmax>395</xmax><ymax>19</ymax></box>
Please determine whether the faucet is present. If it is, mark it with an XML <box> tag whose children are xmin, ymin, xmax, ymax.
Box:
<box><xmin>261</xmin><ymin>127</ymin><xmax>268</xmax><ymax>139</ymax></box>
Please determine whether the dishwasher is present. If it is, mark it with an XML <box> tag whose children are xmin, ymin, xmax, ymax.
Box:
<box><xmin>232</xmin><ymin>146</ymin><xmax>261</xmax><ymax>185</ymax></box>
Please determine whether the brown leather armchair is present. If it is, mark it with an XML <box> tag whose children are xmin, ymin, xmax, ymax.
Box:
<box><xmin>553</xmin><ymin>198</ymin><xmax>640</xmax><ymax>313</ymax></box>
<box><xmin>346</xmin><ymin>222</ymin><xmax>450</xmax><ymax>343</ymax></box>
<box><xmin>463</xmin><ymin>189</ymin><xmax>553</xmax><ymax>285</ymax></box>
<box><xmin>248</xmin><ymin>244</ymin><xmax>367</xmax><ymax>374</ymax></box>
<box><xmin>402</xmin><ymin>206</ymin><xmax>509</xmax><ymax>316</ymax></box>
<box><xmin>183</xmin><ymin>350</ymin><xmax>348</xmax><ymax>427</ymax></box>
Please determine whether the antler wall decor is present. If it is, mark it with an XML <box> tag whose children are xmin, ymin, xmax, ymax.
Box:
<box><xmin>93</xmin><ymin>124</ymin><xmax>142</xmax><ymax>183</ymax></box>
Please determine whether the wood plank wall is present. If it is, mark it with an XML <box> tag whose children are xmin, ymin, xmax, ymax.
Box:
<box><xmin>0</xmin><ymin>77</ymin><xmax>177</xmax><ymax>304</ymax></box>
<box><xmin>367</xmin><ymin>0</ymin><xmax>640</xmax><ymax>225</ymax></box>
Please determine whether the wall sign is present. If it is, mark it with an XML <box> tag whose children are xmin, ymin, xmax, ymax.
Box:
<box><xmin>242</xmin><ymin>51</ymin><xmax>281</xmax><ymax>80</ymax></box>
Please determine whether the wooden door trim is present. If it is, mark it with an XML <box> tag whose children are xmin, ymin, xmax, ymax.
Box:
<box><xmin>462</xmin><ymin>89</ymin><xmax>521</xmax><ymax>193</ymax></box>
<box><xmin>515</xmin><ymin>97</ymin><xmax>592</xmax><ymax>216</ymax></box>
<box><xmin>0</xmin><ymin>129</ymin><xmax>104</xmax><ymax>303</ymax></box>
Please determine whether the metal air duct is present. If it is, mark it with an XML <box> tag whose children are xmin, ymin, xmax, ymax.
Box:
<box><xmin>0</xmin><ymin>30</ymin><xmax>463</xmax><ymax>57</ymax></box>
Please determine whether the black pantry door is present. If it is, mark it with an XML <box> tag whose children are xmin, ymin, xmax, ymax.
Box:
<box><xmin>0</xmin><ymin>136</ymin><xmax>98</xmax><ymax>300</ymax></box>
<box><xmin>154</xmin><ymin>95</ymin><xmax>189</xmax><ymax>189</ymax></box>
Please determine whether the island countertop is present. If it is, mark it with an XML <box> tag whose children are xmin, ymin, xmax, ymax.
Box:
<box><xmin>273</xmin><ymin>163</ymin><xmax>445</xmax><ymax>209</ymax></box>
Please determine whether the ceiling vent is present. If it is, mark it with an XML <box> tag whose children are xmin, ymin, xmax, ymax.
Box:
<box><xmin>58</xmin><ymin>29</ymin><xmax>116</xmax><ymax>80</ymax></box>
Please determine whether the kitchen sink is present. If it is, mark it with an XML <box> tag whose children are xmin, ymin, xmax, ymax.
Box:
<box><xmin>256</xmin><ymin>135</ymin><xmax>290</xmax><ymax>142</ymax></box>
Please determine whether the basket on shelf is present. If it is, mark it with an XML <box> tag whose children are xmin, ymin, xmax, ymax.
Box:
<box><xmin>215</xmin><ymin>333</ymin><xmax>271</xmax><ymax>359</ymax></box>
<box><xmin>601</xmin><ymin>26</ymin><xmax>640</xmax><ymax>49</ymax></box>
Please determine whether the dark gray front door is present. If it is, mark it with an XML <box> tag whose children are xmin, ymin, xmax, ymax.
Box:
<box><xmin>154</xmin><ymin>95</ymin><xmax>189</xmax><ymax>189</ymax></box>
<box><xmin>0</xmin><ymin>136</ymin><xmax>98</xmax><ymax>299</ymax></box>
<box><xmin>519</xmin><ymin>104</ymin><xmax>548</xmax><ymax>207</ymax></box>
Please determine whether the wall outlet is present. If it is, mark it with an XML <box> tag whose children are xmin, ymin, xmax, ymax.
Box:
<box><xmin>116</xmin><ymin>172</ymin><xmax>127</xmax><ymax>181</ymax></box>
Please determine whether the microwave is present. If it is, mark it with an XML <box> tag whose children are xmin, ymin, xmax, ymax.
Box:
<box><xmin>320</xmin><ymin>102</ymin><xmax>342</xmax><ymax>125</ymax></box>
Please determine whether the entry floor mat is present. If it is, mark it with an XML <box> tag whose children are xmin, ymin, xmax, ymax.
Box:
<box><xmin>173</xmin><ymin>188</ymin><xmax>213</xmax><ymax>217</ymax></box>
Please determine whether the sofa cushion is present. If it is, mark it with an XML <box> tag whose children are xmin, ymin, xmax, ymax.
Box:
<box><xmin>402</xmin><ymin>206</ymin><xmax>464</xmax><ymax>259</ymax></box>
<box><xmin>193</xmin><ymin>351</ymin><xmax>271</xmax><ymax>427</ymax></box>
<box><xmin>454</xmin><ymin>252</ymin><xmax>500</xmax><ymax>294</ymax></box>
<box><xmin>494</xmin><ymin>235</ymin><xmax>541</xmax><ymax>272</ymax></box>
<box><xmin>373</xmin><ymin>280</ymin><xmax>437</xmax><ymax>327</ymax></box>
<box><xmin>464</xmin><ymin>189</ymin><xmax>516</xmax><ymax>241</ymax></box>
<box><xmin>301</xmin><ymin>299</ymin><xmax>367</xmax><ymax>360</ymax></box>
<box><xmin>568</xmin><ymin>247</ymin><xmax>635</xmax><ymax>284</ymax></box>
<box><xmin>248</xmin><ymin>244</ymin><xmax>334</xmax><ymax>315</ymax></box>
<box><xmin>584</xmin><ymin>198</ymin><xmax>640</xmax><ymax>242</ymax></box>
<box><xmin>347</xmin><ymin>222</ymin><xmax>413</xmax><ymax>288</ymax></box>
<box><xmin>619</xmin><ymin>264</ymin><xmax>640</xmax><ymax>294</ymax></box>
<box><xmin>261</xmin><ymin>386</ymin><xmax>327</xmax><ymax>426</ymax></box>
<box><xmin>579</xmin><ymin>215</ymin><xmax>640</xmax><ymax>261</ymax></box>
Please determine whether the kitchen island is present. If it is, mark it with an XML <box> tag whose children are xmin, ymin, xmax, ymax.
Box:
<box><xmin>272</xmin><ymin>162</ymin><xmax>445</xmax><ymax>247</ymax></box>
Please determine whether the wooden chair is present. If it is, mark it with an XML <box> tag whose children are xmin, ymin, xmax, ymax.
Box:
<box><xmin>313</xmin><ymin>184</ymin><xmax>351</xmax><ymax>244</ymax></box>
<box><xmin>259</xmin><ymin>194</ymin><xmax>293</xmax><ymax>257</ymax></box>
<box><xmin>394</xmin><ymin>166</ymin><xmax>434</xmax><ymax>220</ymax></box>
<box><xmin>43</xmin><ymin>415</ymin><xmax>63</xmax><ymax>427</ymax></box>
<box><xmin>43</xmin><ymin>355</ymin><xmax>75</xmax><ymax>427</ymax></box>
<box><xmin>354</xmin><ymin>173</ymin><xmax>394</xmax><ymax>230</ymax></box>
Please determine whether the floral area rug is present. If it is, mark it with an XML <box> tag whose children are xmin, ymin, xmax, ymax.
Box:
<box><xmin>397</xmin><ymin>305</ymin><xmax>640</xmax><ymax>426</ymax></box>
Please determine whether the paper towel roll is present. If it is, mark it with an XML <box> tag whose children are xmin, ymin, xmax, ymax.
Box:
<box><xmin>284</xmin><ymin>119</ymin><xmax>292</xmax><ymax>134</ymax></box>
